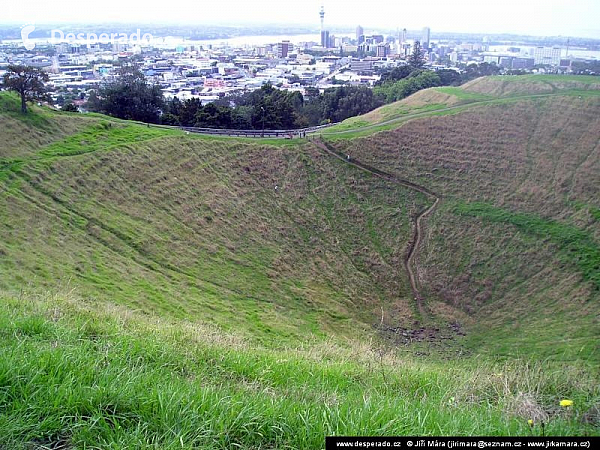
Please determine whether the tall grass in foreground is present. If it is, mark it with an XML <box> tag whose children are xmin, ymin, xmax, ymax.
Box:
<box><xmin>0</xmin><ymin>291</ymin><xmax>598</xmax><ymax>449</ymax></box>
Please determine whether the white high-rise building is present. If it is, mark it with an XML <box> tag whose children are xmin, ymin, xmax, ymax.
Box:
<box><xmin>356</xmin><ymin>25</ymin><xmax>364</xmax><ymax>44</ymax></box>
<box><xmin>532</xmin><ymin>46</ymin><xmax>561</xmax><ymax>66</ymax></box>
<box><xmin>422</xmin><ymin>27</ymin><xmax>431</xmax><ymax>49</ymax></box>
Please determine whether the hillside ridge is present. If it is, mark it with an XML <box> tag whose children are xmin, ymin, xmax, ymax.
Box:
<box><xmin>323</xmin><ymin>75</ymin><xmax>600</xmax><ymax>136</ymax></box>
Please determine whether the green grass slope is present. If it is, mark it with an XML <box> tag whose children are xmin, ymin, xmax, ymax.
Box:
<box><xmin>1</xmin><ymin>291</ymin><xmax>597</xmax><ymax>448</ymax></box>
<box><xmin>328</xmin><ymin>92</ymin><xmax>600</xmax><ymax>362</ymax></box>
<box><xmin>0</xmin><ymin>94</ymin><xmax>100</xmax><ymax>160</ymax></box>
<box><xmin>324</xmin><ymin>75</ymin><xmax>600</xmax><ymax>135</ymax></box>
<box><xmin>462</xmin><ymin>74</ymin><xmax>600</xmax><ymax>97</ymax></box>
<box><xmin>0</xmin><ymin>91</ymin><xmax>430</xmax><ymax>345</ymax></box>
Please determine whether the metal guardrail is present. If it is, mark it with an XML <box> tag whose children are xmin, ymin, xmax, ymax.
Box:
<box><xmin>176</xmin><ymin>122</ymin><xmax>337</xmax><ymax>138</ymax></box>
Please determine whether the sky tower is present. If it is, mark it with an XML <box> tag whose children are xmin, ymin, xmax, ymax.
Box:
<box><xmin>319</xmin><ymin>5</ymin><xmax>325</xmax><ymax>33</ymax></box>
<box><xmin>319</xmin><ymin>4</ymin><xmax>330</xmax><ymax>48</ymax></box>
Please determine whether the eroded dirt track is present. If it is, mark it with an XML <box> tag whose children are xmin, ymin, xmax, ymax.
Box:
<box><xmin>311</xmin><ymin>138</ymin><xmax>440</xmax><ymax>319</ymax></box>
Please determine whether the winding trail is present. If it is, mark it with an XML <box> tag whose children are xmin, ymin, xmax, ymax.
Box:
<box><xmin>310</xmin><ymin>138</ymin><xmax>440</xmax><ymax>319</ymax></box>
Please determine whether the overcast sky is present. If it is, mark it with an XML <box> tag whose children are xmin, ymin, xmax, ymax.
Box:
<box><xmin>2</xmin><ymin>0</ymin><xmax>599</xmax><ymax>38</ymax></box>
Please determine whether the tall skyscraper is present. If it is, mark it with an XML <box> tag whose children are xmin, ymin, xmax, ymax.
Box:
<box><xmin>356</xmin><ymin>25</ymin><xmax>364</xmax><ymax>45</ymax></box>
<box><xmin>422</xmin><ymin>27</ymin><xmax>431</xmax><ymax>49</ymax></box>
<box><xmin>321</xmin><ymin>30</ymin><xmax>330</xmax><ymax>48</ymax></box>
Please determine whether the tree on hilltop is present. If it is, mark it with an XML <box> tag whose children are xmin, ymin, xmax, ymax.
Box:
<box><xmin>2</xmin><ymin>65</ymin><xmax>49</xmax><ymax>113</ymax></box>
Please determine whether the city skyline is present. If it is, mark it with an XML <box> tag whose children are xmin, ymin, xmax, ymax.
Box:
<box><xmin>2</xmin><ymin>0</ymin><xmax>599</xmax><ymax>39</ymax></box>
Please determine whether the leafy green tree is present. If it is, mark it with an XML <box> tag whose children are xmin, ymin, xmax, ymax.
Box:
<box><xmin>377</xmin><ymin>65</ymin><xmax>413</xmax><ymax>84</ymax></box>
<box><xmin>249</xmin><ymin>84</ymin><xmax>298</xmax><ymax>130</ymax></box>
<box><xmin>251</xmin><ymin>97</ymin><xmax>295</xmax><ymax>130</ymax></box>
<box><xmin>303</xmin><ymin>87</ymin><xmax>321</xmax><ymax>100</ymax></box>
<box><xmin>408</xmin><ymin>41</ymin><xmax>426</xmax><ymax>69</ymax></box>
<box><xmin>95</xmin><ymin>66</ymin><xmax>164</xmax><ymax>123</ymax></box>
<box><xmin>178</xmin><ymin>98</ymin><xmax>203</xmax><ymax>127</ymax></box>
<box><xmin>437</xmin><ymin>69</ymin><xmax>462</xmax><ymax>86</ymax></box>
<box><xmin>86</xmin><ymin>90</ymin><xmax>101</xmax><ymax>111</ymax></box>
<box><xmin>373</xmin><ymin>70</ymin><xmax>441</xmax><ymax>103</ymax></box>
<box><xmin>460</xmin><ymin>62</ymin><xmax>500</xmax><ymax>82</ymax></box>
<box><xmin>570</xmin><ymin>60</ymin><xmax>600</xmax><ymax>75</ymax></box>
<box><xmin>298</xmin><ymin>96</ymin><xmax>324</xmax><ymax>127</ymax></box>
<box><xmin>195</xmin><ymin>103</ymin><xmax>233</xmax><ymax>128</ymax></box>
<box><xmin>164</xmin><ymin>97</ymin><xmax>182</xmax><ymax>116</ymax></box>
<box><xmin>161</xmin><ymin>82</ymin><xmax>389</xmax><ymax>130</ymax></box>
<box><xmin>62</xmin><ymin>103</ymin><xmax>79</xmax><ymax>112</ymax></box>
<box><xmin>231</xmin><ymin>106</ymin><xmax>252</xmax><ymax>129</ymax></box>
<box><xmin>320</xmin><ymin>86</ymin><xmax>382</xmax><ymax>122</ymax></box>
<box><xmin>288</xmin><ymin>90</ymin><xmax>304</xmax><ymax>111</ymax></box>
<box><xmin>161</xmin><ymin>113</ymin><xmax>180</xmax><ymax>126</ymax></box>
<box><xmin>2</xmin><ymin>65</ymin><xmax>49</xmax><ymax>113</ymax></box>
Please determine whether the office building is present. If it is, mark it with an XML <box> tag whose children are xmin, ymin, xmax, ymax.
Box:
<box><xmin>422</xmin><ymin>27</ymin><xmax>431</xmax><ymax>49</ymax></box>
<box><xmin>277</xmin><ymin>41</ymin><xmax>293</xmax><ymax>58</ymax></box>
<box><xmin>356</xmin><ymin>25</ymin><xmax>364</xmax><ymax>45</ymax></box>
<box><xmin>321</xmin><ymin>30</ymin><xmax>330</xmax><ymax>48</ymax></box>
<box><xmin>532</xmin><ymin>46</ymin><xmax>561</xmax><ymax>66</ymax></box>
<box><xmin>350</xmin><ymin>59</ymin><xmax>374</xmax><ymax>74</ymax></box>
<box><xmin>376</xmin><ymin>43</ymin><xmax>388</xmax><ymax>57</ymax></box>
<box><xmin>512</xmin><ymin>57</ymin><xmax>535</xmax><ymax>69</ymax></box>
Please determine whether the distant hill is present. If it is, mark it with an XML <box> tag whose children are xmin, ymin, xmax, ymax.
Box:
<box><xmin>326</xmin><ymin>74</ymin><xmax>600</xmax><ymax>134</ymax></box>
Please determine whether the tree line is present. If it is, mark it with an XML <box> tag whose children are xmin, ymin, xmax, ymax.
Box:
<box><xmin>84</xmin><ymin>66</ymin><xmax>384</xmax><ymax>129</ymax></box>
<box><xmin>161</xmin><ymin>83</ymin><xmax>384</xmax><ymax>129</ymax></box>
